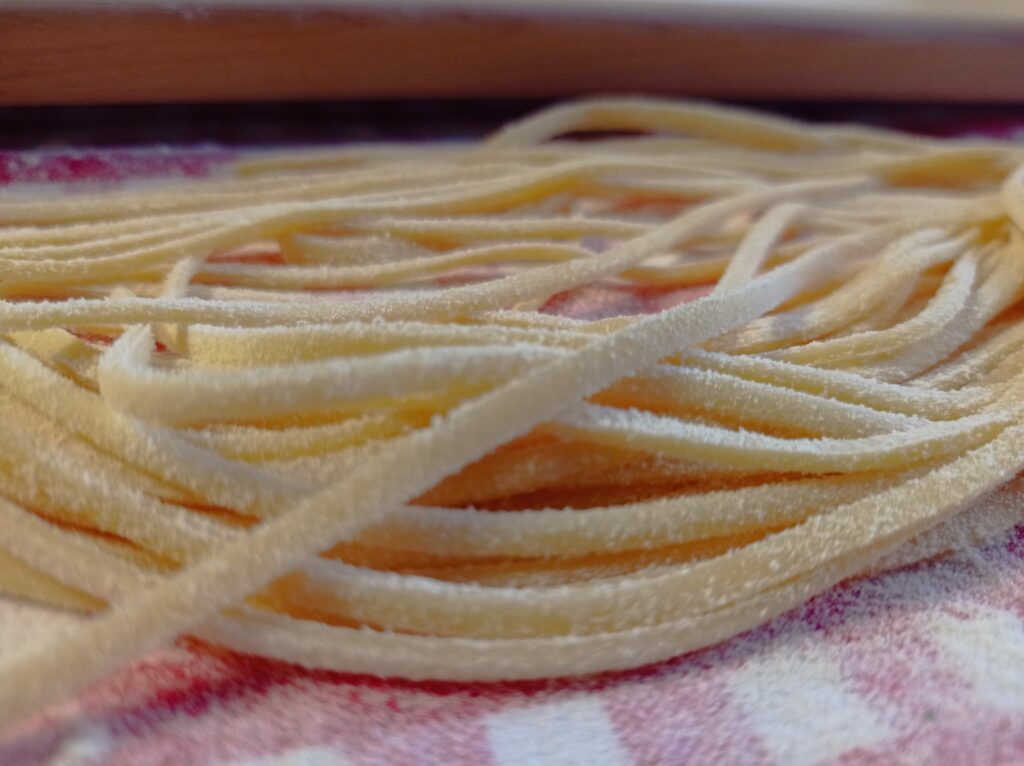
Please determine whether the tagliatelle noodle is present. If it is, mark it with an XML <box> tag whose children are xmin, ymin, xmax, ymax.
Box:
<box><xmin>4</xmin><ymin>97</ymin><xmax>1024</xmax><ymax>723</ymax></box>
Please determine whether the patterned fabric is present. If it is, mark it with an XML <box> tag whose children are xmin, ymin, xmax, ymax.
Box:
<box><xmin>3</xmin><ymin>123</ymin><xmax>1024</xmax><ymax>766</ymax></box>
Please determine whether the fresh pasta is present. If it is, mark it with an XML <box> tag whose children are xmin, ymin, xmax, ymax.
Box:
<box><xmin>2</xmin><ymin>97</ymin><xmax>1024</xmax><ymax>724</ymax></box>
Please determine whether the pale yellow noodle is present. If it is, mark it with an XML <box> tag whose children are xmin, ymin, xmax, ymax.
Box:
<box><xmin>1</xmin><ymin>97</ymin><xmax>1023</xmax><ymax>728</ymax></box>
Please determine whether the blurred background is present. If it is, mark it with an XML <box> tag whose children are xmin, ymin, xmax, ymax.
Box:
<box><xmin>3</xmin><ymin>0</ymin><xmax>1024</xmax><ymax>148</ymax></box>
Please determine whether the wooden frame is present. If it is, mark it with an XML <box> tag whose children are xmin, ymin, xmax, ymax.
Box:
<box><xmin>3</xmin><ymin>2</ymin><xmax>1024</xmax><ymax>105</ymax></box>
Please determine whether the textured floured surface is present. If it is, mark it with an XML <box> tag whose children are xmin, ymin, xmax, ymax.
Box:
<box><xmin>4</xmin><ymin>129</ymin><xmax>1024</xmax><ymax>766</ymax></box>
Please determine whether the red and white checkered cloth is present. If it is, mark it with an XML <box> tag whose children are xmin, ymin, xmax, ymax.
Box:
<box><xmin>5</xmin><ymin>127</ymin><xmax>1024</xmax><ymax>766</ymax></box>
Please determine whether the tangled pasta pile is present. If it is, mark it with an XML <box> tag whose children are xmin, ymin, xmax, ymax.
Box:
<box><xmin>3</xmin><ymin>98</ymin><xmax>1024</xmax><ymax>723</ymax></box>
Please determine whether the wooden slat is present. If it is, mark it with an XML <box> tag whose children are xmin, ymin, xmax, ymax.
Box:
<box><xmin>3</xmin><ymin>5</ymin><xmax>1024</xmax><ymax>105</ymax></box>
